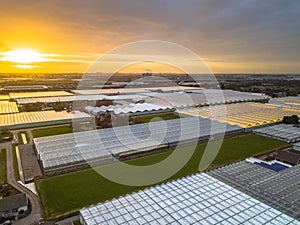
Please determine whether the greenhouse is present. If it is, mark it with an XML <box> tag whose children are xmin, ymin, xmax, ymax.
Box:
<box><xmin>0</xmin><ymin>101</ymin><xmax>19</xmax><ymax>114</ymax></box>
<box><xmin>269</xmin><ymin>96</ymin><xmax>300</xmax><ymax>108</ymax></box>
<box><xmin>16</xmin><ymin>94</ymin><xmax>146</xmax><ymax>104</ymax></box>
<box><xmin>84</xmin><ymin>103</ymin><xmax>172</xmax><ymax>115</ymax></box>
<box><xmin>9</xmin><ymin>91</ymin><xmax>73</xmax><ymax>99</ymax></box>
<box><xmin>254</xmin><ymin>124</ymin><xmax>300</xmax><ymax>143</ymax></box>
<box><xmin>0</xmin><ymin>110</ymin><xmax>91</xmax><ymax>130</ymax></box>
<box><xmin>34</xmin><ymin>117</ymin><xmax>243</xmax><ymax>174</ymax></box>
<box><xmin>179</xmin><ymin>102</ymin><xmax>300</xmax><ymax>128</ymax></box>
<box><xmin>209</xmin><ymin>160</ymin><xmax>300</xmax><ymax>220</ymax></box>
<box><xmin>144</xmin><ymin>89</ymin><xmax>269</xmax><ymax>108</ymax></box>
<box><xmin>293</xmin><ymin>142</ymin><xmax>300</xmax><ymax>151</ymax></box>
<box><xmin>79</xmin><ymin>173</ymin><xmax>296</xmax><ymax>225</ymax></box>
<box><xmin>0</xmin><ymin>94</ymin><xmax>10</xmax><ymax>101</ymax></box>
<box><xmin>72</xmin><ymin>86</ymin><xmax>198</xmax><ymax>95</ymax></box>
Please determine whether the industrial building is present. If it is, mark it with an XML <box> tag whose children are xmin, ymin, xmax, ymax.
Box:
<box><xmin>79</xmin><ymin>173</ymin><xmax>297</xmax><ymax>225</ymax></box>
<box><xmin>34</xmin><ymin>117</ymin><xmax>243</xmax><ymax>175</ymax></box>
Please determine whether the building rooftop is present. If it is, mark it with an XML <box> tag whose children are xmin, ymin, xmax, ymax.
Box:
<box><xmin>3</xmin><ymin>85</ymin><xmax>48</xmax><ymax>91</ymax></box>
<box><xmin>16</xmin><ymin>94</ymin><xmax>146</xmax><ymax>104</ymax></box>
<box><xmin>0</xmin><ymin>193</ymin><xmax>27</xmax><ymax>212</ymax></box>
<box><xmin>85</xmin><ymin>103</ymin><xmax>171</xmax><ymax>115</ymax></box>
<box><xmin>72</xmin><ymin>86</ymin><xmax>200</xmax><ymax>95</ymax></box>
<box><xmin>209</xmin><ymin>160</ymin><xmax>300</xmax><ymax>219</ymax></box>
<box><xmin>0</xmin><ymin>101</ymin><xmax>19</xmax><ymax>114</ymax></box>
<box><xmin>269</xmin><ymin>96</ymin><xmax>300</xmax><ymax>108</ymax></box>
<box><xmin>80</xmin><ymin>173</ymin><xmax>297</xmax><ymax>225</ymax></box>
<box><xmin>275</xmin><ymin>150</ymin><xmax>300</xmax><ymax>165</ymax></box>
<box><xmin>9</xmin><ymin>91</ymin><xmax>73</xmax><ymax>99</ymax></box>
<box><xmin>0</xmin><ymin>110</ymin><xmax>91</xmax><ymax>129</ymax></box>
<box><xmin>254</xmin><ymin>124</ymin><xmax>300</xmax><ymax>143</ymax></box>
<box><xmin>34</xmin><ymin>117</ymin><xmax>242</xmax><ymax>173</ymax></box>
<box><xmin>179</xmin><ymin>102</ymin><xmax>300</xmax><ymax>128</ymax></box>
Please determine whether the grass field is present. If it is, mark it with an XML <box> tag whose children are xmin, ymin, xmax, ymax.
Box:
<box><xmin>36</xmin><ymin>134</ymin><xmax>287</xmax><ymax>220</ymax></box>
<box><xmin>32</xmin><ymin>125</ymin><xmax>72</xmax><ymax>138</ymax></box>
<box><xmin>0</xmin><ymin>148</ymin><xmax>7</xmax><ymax>183</ymax></box>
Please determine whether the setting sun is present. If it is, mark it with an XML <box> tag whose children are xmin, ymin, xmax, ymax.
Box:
<box><xmin>1</xmin><ymin>49</ymin><xmax>45</xmax><ymax>64</ymax></box>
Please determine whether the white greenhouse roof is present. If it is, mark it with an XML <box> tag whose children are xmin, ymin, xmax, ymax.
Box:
<box><xmin>85</xmin><ymin>103</ymin><xmax>171</xmax><ymax>115</ymax></box>
<box><xmin>269</xmin><ymin>96</ymin><xmax>300</xmax><ymax>108</ymax></box>
<box><xmin>144</xmin><ymin>89</ymin><xmax>269</xmax><ymax>108</ymax></box>
<box><xmin>254</xmin><ymin>124</ymin><xmax>300</xmax><ymax>143</ymax></box>
<box><xmin>72</xmin><ymin>86</ymin><xmax>200</xmax><ymax>95</ymax></box>
<box><xmin>34</xmin><ymin>117</ymin><xmax>243</xmax><ymax>170</ymax></box>
<box><xmin>16</xmin><ymin>94</ymin><xmax>146</xmax><ymax>104</ymax></box>
<box><xmin>209</xmin><ymin>160</ymin><xmax>300</xmax><ymax>220</ymax></box>
<box><xmin>80</xmin><ymin>173</ymin><xmax>297</xmax><ymax>225</ymax></box>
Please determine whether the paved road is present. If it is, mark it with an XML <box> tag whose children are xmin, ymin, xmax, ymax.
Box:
<box><xmin>2</xmin><ymin>142</ymin><xmax>42</xmax><ymax>225</ymax></box>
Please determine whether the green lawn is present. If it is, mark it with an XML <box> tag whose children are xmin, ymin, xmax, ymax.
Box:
<box><xmin>37</xmin><ymin>134</ymin><xmax>287</xmax><ymax>220</ymax></box>
<box><xmin>18</xmin><ymin>131</ymin><xmax>30</xmax><ymax>144</ymax></box>
<box><xmin>131</xmin><ymin>112</ymin><xmax>180</xmax><ymax>123</ymax></box>
<box><xmin>32</xmin><ymin>126</ymin><xmax>72</xmax><ymax>138</ymax></box>
<box><xmin>0</xmin><ymin>149</ymin><xmax>7</xmax><ymax>183</ymax></box>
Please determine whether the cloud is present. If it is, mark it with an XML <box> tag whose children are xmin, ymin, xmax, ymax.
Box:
<box><xmin>1</xmin><ymin>0</ymin><xmax>300</xmax><ymax>72</ymax></box>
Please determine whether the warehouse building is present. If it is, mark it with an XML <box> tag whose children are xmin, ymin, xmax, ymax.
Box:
<box><xmin>79</xmin><ymin>173</ymin><xmax>297</xmax><ymax>225</ymax></box>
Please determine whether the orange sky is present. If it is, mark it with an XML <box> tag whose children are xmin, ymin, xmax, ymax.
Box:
<box><xmin>0</xmin><ymin>1</ymin><xmax>300</xmax><ymax>74</ymax></box>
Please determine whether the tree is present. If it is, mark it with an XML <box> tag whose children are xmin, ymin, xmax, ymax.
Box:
<box><xmin>282</xmin><ymin>115</ymin><xmax>299</xmax><ymax>124</ymax></box>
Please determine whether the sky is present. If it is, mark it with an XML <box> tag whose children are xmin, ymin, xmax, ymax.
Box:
<box><xmin>0</xmin><ymin>0</ymin><xmax>300</xmax><ymax>73</ymax></box>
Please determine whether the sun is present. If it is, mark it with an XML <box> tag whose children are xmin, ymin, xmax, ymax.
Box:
<box><xmin>2</xmin><ymin>48</ymin><xmax>45</xmax><ymax>64</ymax></box>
